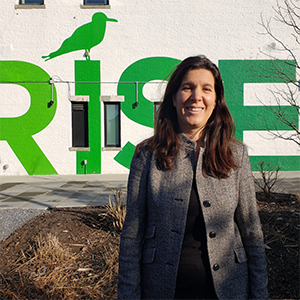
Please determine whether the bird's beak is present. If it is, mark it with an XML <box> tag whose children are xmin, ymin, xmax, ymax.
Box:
<box><xmin>107</xmin><ymin>18</ymin><xmax>118</xmax><ymax>22</ymax></box>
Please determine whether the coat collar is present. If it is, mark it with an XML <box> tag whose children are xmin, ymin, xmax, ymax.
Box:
<box><xmin>179</xmin><ymin>132</ymin><xmax>205</xmax><ymax>150</ymax></box>
<box><xmin>179</xmin><ymin>132</ymin><xmax>197</xmax><ymax>149</ymax></box>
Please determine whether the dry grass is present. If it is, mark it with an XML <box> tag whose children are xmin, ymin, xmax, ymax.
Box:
<box><xmin>0</xmin><ymin>207</ymin><xmax>122</xmax><ymax>300</ymax></box>
<box><xmin>105</xmin><ymin>189</ymin><xmax>127</xmax><ymax>232</ymax></box>
<box><xmin>35</xmin><ymin>233</ymin><xmax>76</xmax><ymax>262</ymax></box>
<box><xmin>295</xmin><ymin>192</ymin><xmax>300</xmax><ymax>202</ymax></box>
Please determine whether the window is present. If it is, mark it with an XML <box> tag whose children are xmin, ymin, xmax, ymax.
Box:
<box><xmin>104</xmin><ymin>102</ymin><xmax>120</xmax><ymax>147</ymax></box>
<box><xmin>16</xmin><ymin>0</ymin><xmax>45</xmax><ymax>8</ymax></box>
<box><xmin>19</xmin><ymin>0</ymin><xmax>44</xmax><ymax>4</ymax></box>
<box><xmin>84</xmin><ymin>0</ymin><xmax>108</xmax><ymax>5</ymax></box>
<box><xmin>72</xmin><ymin>102</ymin><xmax>89</xmax><ymax>148</ymax></box>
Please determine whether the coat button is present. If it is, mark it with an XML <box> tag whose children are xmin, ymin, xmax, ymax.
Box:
<box><xmin>209</xmin><ymin>231</ymin><xmax>216</xmax><ymax>238</ymax></box>
<box><xmin>203</xmin><ymin>201</ymin><xmax>211</xmax><ymax>207</ymax></box>
<box><xmin>213</xmin><ymin>264</ymin><xmax>220</xmax><ymax>271</ymax></box>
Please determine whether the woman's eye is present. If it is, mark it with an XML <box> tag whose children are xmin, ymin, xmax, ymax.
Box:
<box><xmin>182</xmin><ymin>86</ymin><xmax>191</xmax><ymax>90</ymax></box>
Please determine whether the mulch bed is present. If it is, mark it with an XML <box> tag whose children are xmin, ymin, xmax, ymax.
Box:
<box><xmin>0</xmin><ymin>192</ymin><xmax>299</xmax><ymax>299</ymax></box>
<box><xmin>256</xmin><ymin>192</ymin><xmax>299</xmax><ymax>300</ymax></box>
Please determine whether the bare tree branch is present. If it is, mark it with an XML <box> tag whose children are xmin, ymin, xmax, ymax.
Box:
<box><xmin>254</xmin><ymin>0</ymin><xmax>300</xmax><ymax>147</ymax></box>
<box><xmin>259</xmin><ymin>15</ymin><xmax>299</xmax><ymax>68</ymax></box>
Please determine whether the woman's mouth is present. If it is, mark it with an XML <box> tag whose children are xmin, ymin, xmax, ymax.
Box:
<box><xmin>187</xmin><ymin>107</ymin><xmax>203</xmax><ymax>112</ymax></box>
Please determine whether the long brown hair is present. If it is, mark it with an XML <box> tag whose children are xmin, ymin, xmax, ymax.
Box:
<box><xmin>136</xmin><ymin>55</ymin><xmax>238</xmax><ymax>178</ymax></box>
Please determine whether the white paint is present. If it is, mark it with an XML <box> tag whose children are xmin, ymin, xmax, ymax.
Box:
<box><xmin>0</xmin><ymin>141</ymin><xmax>27</xmax><ymax>175</ymax></box>
<box><xmin>244</xmin><ymin>131</ymin><xmax>300</xmax><ymax>156</ymax></box>
<box><xmin>244</xmin><ymin>83</ymin><xmax>299</xmax><ymax>106</ymax></box>
<box><xmin>32</xmin><ymin>82</ymin><xmax>76</xmax><ymax>175</ymax></box>
<box><xmin>142</xmin><ymin>81</ymin><xmax>167</xmax><ymax>102</ymax></box>
<box><xmin>0</xmin><ymin>84</ymin><xmax>30</xmax><ymax>118</ymax></box>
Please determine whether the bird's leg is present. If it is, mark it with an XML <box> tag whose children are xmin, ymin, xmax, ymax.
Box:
<box><xmin>84</xmin><ymin>49</ymin><xmax>90</xmax><ymax>60</ymax></box>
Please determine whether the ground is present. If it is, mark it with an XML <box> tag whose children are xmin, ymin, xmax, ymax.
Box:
<box><xmin>0</xmin><ymin>192</ymin><xmax>299</xmax><ymax>300</ymax></box>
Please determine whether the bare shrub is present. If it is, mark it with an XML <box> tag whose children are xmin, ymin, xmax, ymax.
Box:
<box><xmin>105</xmin><ymin>189</ymin><xmax>127</xmax><ymax>232</ymax></box>
<box><xmin>253</xmin><ymin>161</ymin><xmax>281</xmax><ymax>199</ymax></box>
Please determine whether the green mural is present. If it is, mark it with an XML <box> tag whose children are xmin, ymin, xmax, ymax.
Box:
<box><xmin>115</xmin><ymin>57</ymin><xmax>181</xmax><ymax>168</ymax></box>
<box><xmin>219</xmin><ymin>59</ymin><xmax>298</xmax><ymax>171</ymax></box>
<box><xmin>1</xmin><ymin>58</ymin><xmax>298</xmax><ymax>174</ymax></box>
<box><xmin>114</xmin><ymin>141</ymin><xmax>136</xmax><ymax>170</ymax></box>
<box><xmin>0</xmin><ymin>61</ymin><xmax>57</xmax><ymax>175</ymax></box>
<box><xmin>75</xmin><ymin>60</ymin><xmax>101</xmax><ymax>174</ymax></box>
<box><xmin>42</xmin><ymin>13</ymin><xmax>117</xmax><ymax>61</ymax></box>
<box><xmin>118</xmin><ymin>57</ymin><xmax>181</xmax><ymax>128</ymax></box>
<box><xmin>41</xmin><ymin>13</ymin><xmax>116</xmax><ymax>174</ymax></box>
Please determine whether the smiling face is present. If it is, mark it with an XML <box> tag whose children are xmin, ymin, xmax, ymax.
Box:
<box><xmin>172</xmin><ymin>68</ymin><xmax>216</xmax><ymax>140</ymax></box>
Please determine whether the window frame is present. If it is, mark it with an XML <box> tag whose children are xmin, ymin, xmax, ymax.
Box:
<box><xmin>15</xmin><ymin>0</ymin><xmax>45</xmax><ymax>9</ymax></box>
<box><xmin>69</xmin><ymin>96</ymin><xmax>90</xmax><ymax>151</ymax></box>
<box><xmin>104</xmin><ymin>102</ymin><xmax>121</xmax><ymax>148</ymax></box>
<box><xmin>84</xmin><ymin>0</ymin><xmax>108</xmax><ymax>4</ymax></box>
<box><xmin>19</xmin><ymin>0</ymin><xmax>44</xmax><ymax>3</ymax></box>
<box><xmin>100</xmin><ymin>95</ymin><xmax>124</xmax><ymax>150</ymax></box>
<box><xmin>81</xmin><ymin>0</ymin><xmax>110</xmax><ymax>9</ymax></box>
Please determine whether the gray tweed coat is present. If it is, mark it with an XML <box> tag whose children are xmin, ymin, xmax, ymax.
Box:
<box><xmin>118</xmin><ymin>134</ymin><xmax>269</xmax><ymax>300</ymax></box>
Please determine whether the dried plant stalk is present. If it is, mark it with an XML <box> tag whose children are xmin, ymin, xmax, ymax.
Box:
<box><xmin>105</xmin><ymin>189</ymin><xmax>127</xmax><ymax>232</ymax></box>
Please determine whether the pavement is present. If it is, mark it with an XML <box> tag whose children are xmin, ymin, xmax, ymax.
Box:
<box><xmin>0</xmin><ymin>173</ymin><xmax>299</xmax><ymax>210</ymax></box>
<box><xmin>0</xmin><ymin>173</ymin><xmax>298</xmax><ymax>242</ymax></box>
<box><xmin>0</xmin><ymin>174</ymin><xmax>129</xmax><ymax>242</ymax></box>
<box><xmin>0</xmin><ymin>174</ymin><xmax>129</xmax><ymax>210</ymax></box>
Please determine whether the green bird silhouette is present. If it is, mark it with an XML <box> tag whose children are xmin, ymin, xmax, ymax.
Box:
<box><xmin>42</xmin><ymin>13</ymin><xmax>117</xmax><ymax>61</ymax></box>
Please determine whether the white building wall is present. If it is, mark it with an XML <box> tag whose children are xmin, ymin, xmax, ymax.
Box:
<box><xmin>0</xmin><ymin>0</ymin><xmax>299</xmax><ymax>175</ymax></box>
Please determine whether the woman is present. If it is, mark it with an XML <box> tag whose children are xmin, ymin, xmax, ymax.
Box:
<box><xmin>118</xmin><ymin>55</ymin><xmax>269</xmax><ymax>300</ymax></box>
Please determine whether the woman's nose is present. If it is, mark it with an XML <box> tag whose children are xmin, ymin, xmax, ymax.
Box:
<box><xmin>192</xmin><ymin>88</ymin><xmax>202</xmax><ymax>101</ymax></box>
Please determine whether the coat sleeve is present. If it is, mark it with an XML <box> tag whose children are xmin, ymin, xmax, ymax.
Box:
<box><xmin>118</xmin><ymin>148</ymin><xmax>150</xmax><ymax>300</ymax></box>
<box><xmin>235</xmin><ymin>144</ymin><xmax>269</xmax><ymax>300</ymax></box>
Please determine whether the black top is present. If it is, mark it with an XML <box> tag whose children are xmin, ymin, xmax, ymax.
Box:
<box><xmin>175</xmin><ymin>178</ymin><xmax>217</xmax><ymax>299</ymax></box>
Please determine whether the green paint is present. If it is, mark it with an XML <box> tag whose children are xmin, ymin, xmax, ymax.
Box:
<box><xmin>219</xmin><ymin>59</ymin><xmax>298</xmax><ymax>171</ymax></box>
<box><xmin>2</xmin><ymin>58</ymin><xmax>296</xmax><ymax>175</ymax></box>
<box><xmin>118</xmin><ymin>57</ymin><xmax>181</xmax><ymax>128</ymax></box>
<box><xmin>114</xmin><ymin>141</ymin><xmax>136</xmax><ymax>169</ymax></box>
<box><xmin>42</xmin><ymin>13</ymin><xmax>117</xmax><ymax>61</ymax></box>
<box><xmin>250</xmin><ymin>156</ymin><xmax>300</xmax><ymax>172</ymax></box>
<box><xmin>0</xmin><ymin>61</ymin><xmax>57</xmax><ymax>175</ymax></box>
<box><xmin>115</xmin><ymin>57</ymin><xmax>181</xmax><ymax>168</ymax></box>
<box><xmin>75</xmin><ymin>60</ymin><xmax>101</xmax><ymax>174</ymax></box>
